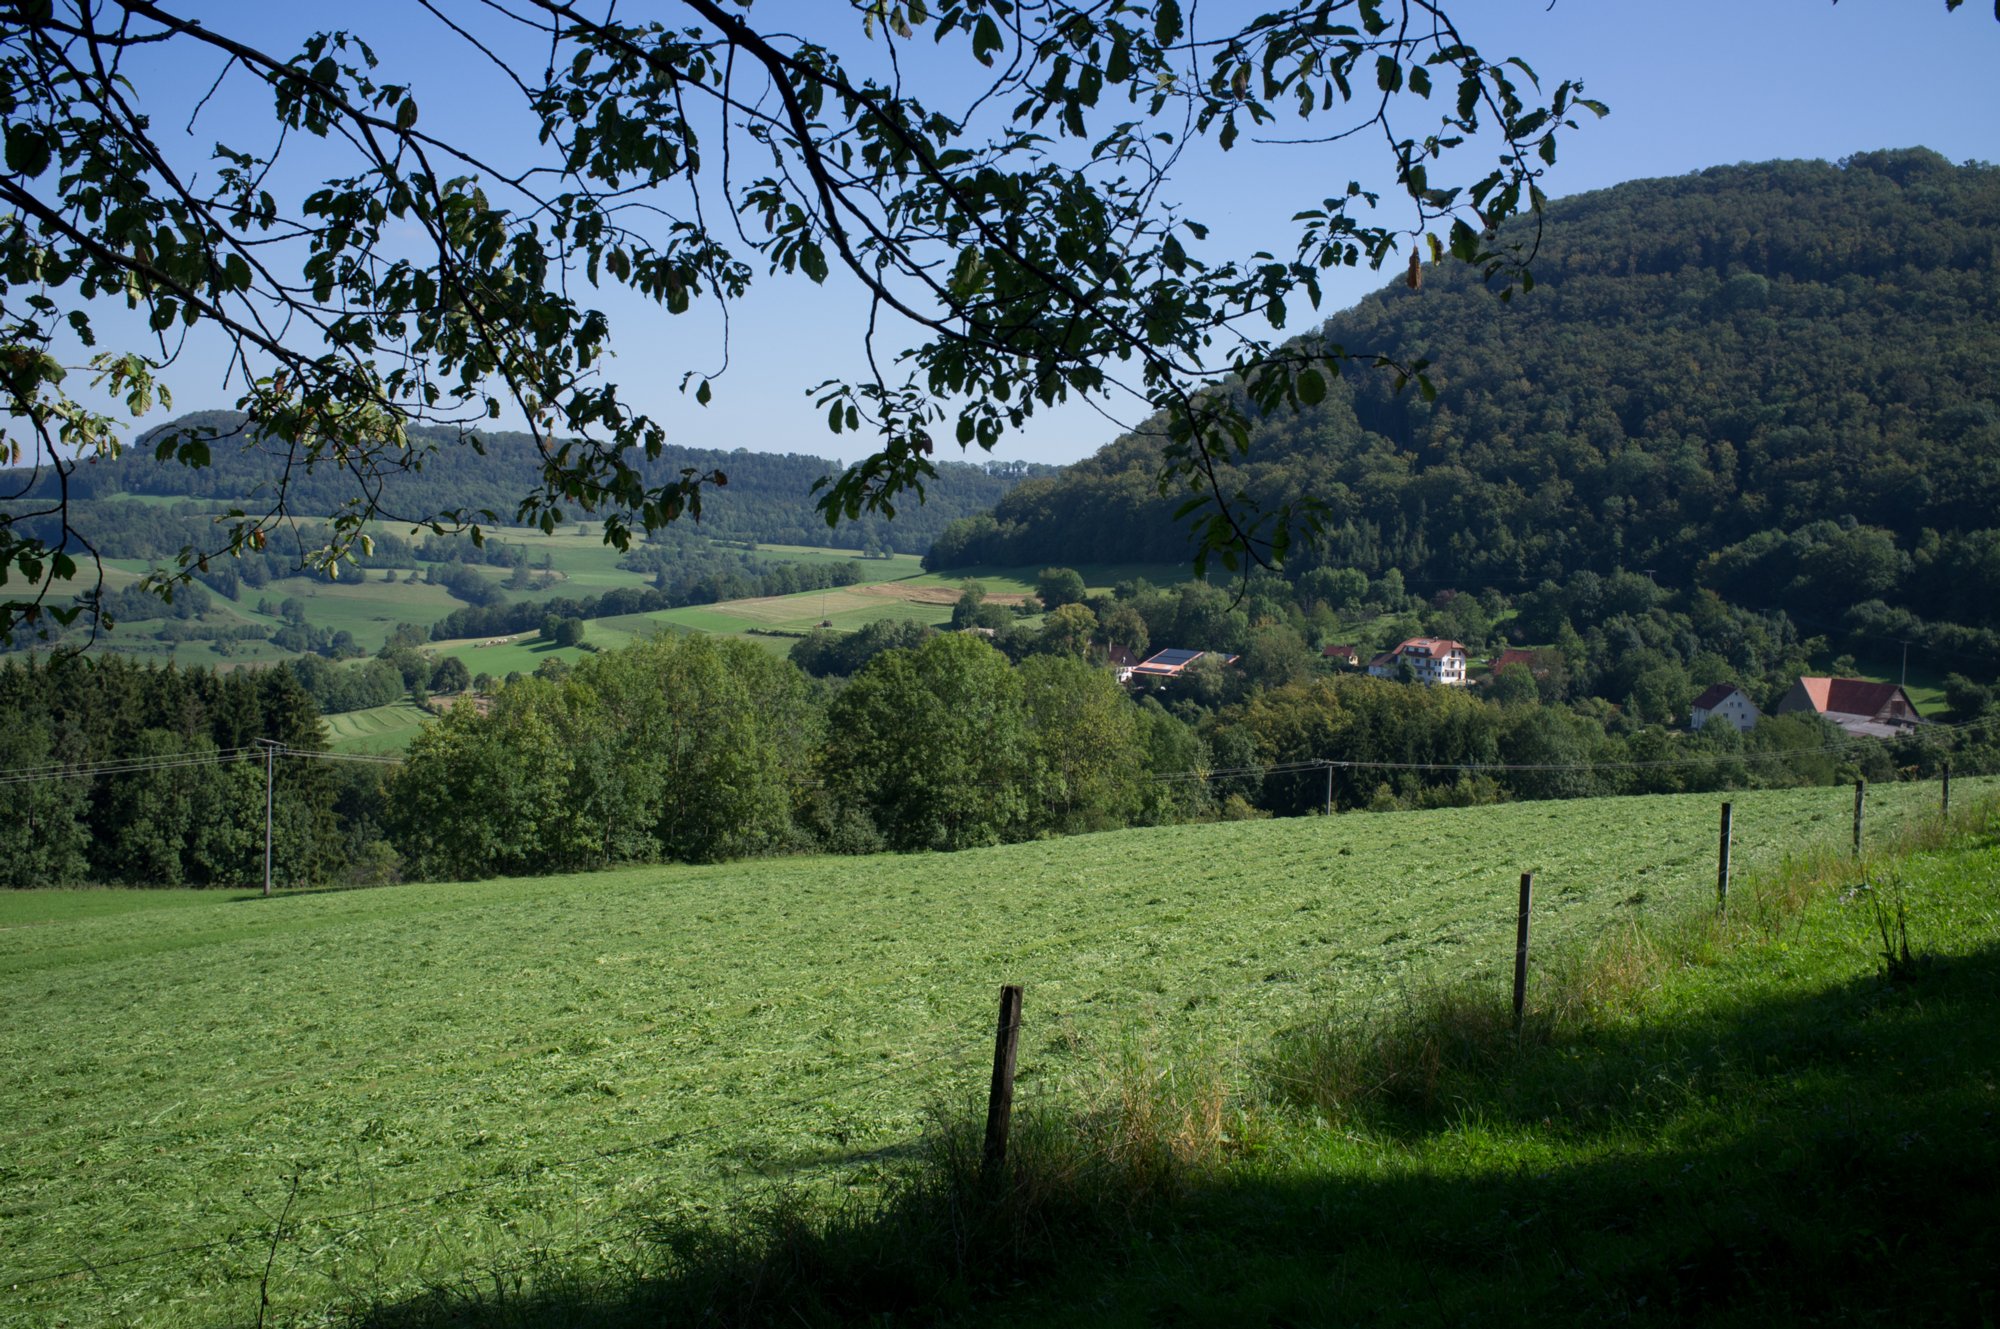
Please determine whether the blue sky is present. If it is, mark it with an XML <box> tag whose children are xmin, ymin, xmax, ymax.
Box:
<box><xmin>52</xmin><ymin>1</ymin><xmax>2000</xmax><ymax>471</ymax></box>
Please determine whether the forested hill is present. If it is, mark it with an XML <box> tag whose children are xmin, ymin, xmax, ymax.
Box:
<box><xmin>930</xmin><ymin>149</ymin><xmax>2000</xmax><ymax>629</ymax></box>
<box><xmin>31</xmin><ymin>411</ymin><xmax>1047</xmax><ymax>554</ymax></box>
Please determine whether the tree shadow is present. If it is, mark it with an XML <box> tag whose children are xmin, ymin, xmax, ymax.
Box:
<box><xmin>347</xmin><ymin>944</ymin><xmax>2000</xmax><ymax>1328</ymax></box>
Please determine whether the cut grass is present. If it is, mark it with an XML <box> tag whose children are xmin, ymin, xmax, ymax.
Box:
<box><xmin>0</xmin><ymin>778</ymin><xmax>1985</xmax><ymax>1328</ymax></box>
<box><xmin>324</xmin><ymin>701</ymin><xmax>436</xmax><ymax>755</ymax></box>
<box><xmin>353</xmin><ymin>793</ymin><xmax>2000</xmax><ymax>1328</ymax></box>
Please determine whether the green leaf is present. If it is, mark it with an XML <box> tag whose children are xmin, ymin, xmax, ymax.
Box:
<box><xmin>1296</xmin><ymin>367</ymin><xmax>1325</xmax><ymax>405</ymax></box>
<box><xmin>800</xmin><ymin>240</ymin><xmax>829</xmax><ymax>284</ymax></box>
<box><xmin>972</xmin><ymin>14</ymin><xmax>1003</xmax><ymax>64</ymax></box>
<box><xmin>5</xmin><ymin>123</ymin><xmax>51</xmax><ymax>178</ymax></box>
<box><xmin>396</xmin><ymin>97</ymin><xmax>419</xmax><ymax>132</ymax></box>
<box><xmin>1154</xmin><ymin>0</ymin><xmax>1183</xmax><ymax>45</ymax></box>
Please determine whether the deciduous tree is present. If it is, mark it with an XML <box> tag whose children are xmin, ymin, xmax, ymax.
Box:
<box><xmin>0</xmin><ymin>0</ymin><xmax>1616</xmax><ymax>643</ymax></box>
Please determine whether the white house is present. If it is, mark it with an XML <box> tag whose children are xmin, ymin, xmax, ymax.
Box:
<box><xmin>1366</xmin><ymin>637</ymin><xmax>1469</xmax><ymax>685</ymax></box>
<box><xmin>1689</xmin><ymin>682</ymin><xmax>1760</xmax><ymax>733</ymax></box>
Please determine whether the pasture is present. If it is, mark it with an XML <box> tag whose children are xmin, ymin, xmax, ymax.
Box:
<box><xmin>0</xmin><ymin>777</ymin><xmax>1980</xmax><ymax>1328</ymax></box>
<box><xmin>323</xmin><ymin>701</ymin><xmax>437</xmax><ymax>755</ymax></box>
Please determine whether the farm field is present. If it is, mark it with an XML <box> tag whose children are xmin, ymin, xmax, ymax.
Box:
<box><xmin>59</xmin><ymin>533</ymin><xmax>920</xmax><ymax>665</ymax></box>
<box><xmin>619</xmin><ymin>560</ymin><xmax>1189</xmax><ymax>638</ymax></box>
<box><xmin>0</xmin><ymin>777</ymin><xmax>1983</xmax><ymax>1329</ymax></box>
<box><xmin>324</xmin><ymin>701</ymin><xmax>436</xmax><ymax>755</ymax></box>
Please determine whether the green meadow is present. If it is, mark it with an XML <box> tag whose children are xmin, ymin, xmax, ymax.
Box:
<box><xmin>0</xmin><ymin>778</ymin><xmax>1981</xmax><ymax>1328</ymax></box>
<box><xmin>324</xmin><ymin>701</ymin><xmax>437</xmax><ymax>755</ymax></box>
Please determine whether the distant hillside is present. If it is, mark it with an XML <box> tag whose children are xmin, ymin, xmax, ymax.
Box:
<box><xmin>932</xmin><ymin>150</ymin><xmax>2000</xmax><ymax>631</ymax></box>
<box><xmin>26</xmin><ymin>410</ymin><xmax>1047</xmax><ymax>555</ymax></box>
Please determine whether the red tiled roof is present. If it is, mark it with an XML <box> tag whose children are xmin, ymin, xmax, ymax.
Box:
<box><xmin>1395</xmin><ymin>636</ymin><xmax>1466</xmax><ymax>658</ymax></box>
<box><xmin>1791</xmin><ymin>676</ymin><xmax>1918</xmax><ymax>721</ymax></box>
<box><xmin>1322</xmin><ymin>643</ymin><xmax>1359</xmax><ymax>659</ymax></box>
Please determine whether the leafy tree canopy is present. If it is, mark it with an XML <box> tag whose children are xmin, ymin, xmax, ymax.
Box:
<box><xmin>0</xmin><ymin>0</ymin><xmax>1620</xmax><ymax>644</ymax></box>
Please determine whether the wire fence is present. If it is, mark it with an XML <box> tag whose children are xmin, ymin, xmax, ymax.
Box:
<box><xmin>5</xmin><ymin>705</ymin><xmax>1991</xmax><ymax>792</ymax></box>
<box><xmin>1</xmin><ymin>756</ymin><xmax>1992</xmax><ymax>1323</ymax></box>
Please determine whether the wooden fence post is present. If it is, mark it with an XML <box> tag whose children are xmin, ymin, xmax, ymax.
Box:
<box><xmin>1512</xmin><ymin>873</ymin><xmax>1533</xmax><ymax>1040</ymax></box>
<box><xmin>1853</xmin><ymin>779</ymin><xmax>1866</xmax><ymax>859</ymax></box>
<box><xmin>1717</xmin><ymin>802</ymin><xmax>1733</xmax><ymax>914</ymax></box>
<box><xmin>981</xmin><ymin>984</ymin><xmax>1024</xmax><ymax>1191</ymax></box>
<box><xmin>1943</xmin><ymin>761</ymin><xmax>1952</xmax><ymax>819</ymax></box>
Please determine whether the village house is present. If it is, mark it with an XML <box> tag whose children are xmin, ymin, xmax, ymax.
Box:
<box><xmin>1689</xmin><ymin>682</ymin><xmax>1761</xmax><ymax>733</ymax></box>
<box><xmin>1105</xmin><ymin>643</ymin><xmax>1141</xmax><ymax>683</ymax></box>
<box><xmin>1321</xmin><ymin>643</ymin><xmax>1361</xmax><ymax>667</ymax></box>
<box><xmin>1367</xmin><ymin>637</ymin><xmax>1470</xmax><ymax>685</ymax></box>
<box><xmin>1775</xmin><ymin>676</ymin><xmax>1923</xmax><ymax>739</ymax></box>
<box><xmin>1128</xmin><ymin>647</ymin><xmax>1240</xmax><ymax>682</ymax></box>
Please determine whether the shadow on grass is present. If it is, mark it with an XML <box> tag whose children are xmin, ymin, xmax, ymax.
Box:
<box><xmin>345</xmin><ymin>942</ymin><xmax>2000</xmax><ymax>1328</ymax></box>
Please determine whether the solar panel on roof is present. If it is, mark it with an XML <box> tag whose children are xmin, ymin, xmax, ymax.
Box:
<box><xmin>1142</xmin><ymin>648</ymin><xmax>1203</xmax><ymax>668</ymax></box>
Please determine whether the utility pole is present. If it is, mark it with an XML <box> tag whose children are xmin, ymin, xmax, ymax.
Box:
<box><xmin>1900</xmin><ymin>639</ymin><xmax>1909</xmax><ymax>687</ymax></box>
<box><xmin>1321</xmin><ymin>760</ymin><xmax>1334</xmax><ymax>816</ymax></box>
<box><xmin>257</xmin><ymin>739</ymin><xmax>280</xmax><ymax>897</ymax></box>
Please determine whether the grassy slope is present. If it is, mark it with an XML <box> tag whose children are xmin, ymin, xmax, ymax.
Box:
<box><xmin>61</xmin><ymin>544</ymin><xmax>1187</xmax><ymax>685</ymax></box>
<box><xmin>0</xmin><ymin>779</ymin><xmax>1983</xmax><ymax>1328</ymax></box>
<box><xmin>358</xmin><ymin>798</ymin><xmax>2000</xmax><ymax>1328</ymax></box>
<box><xmin>324</xmin><ymin>701</ymin><xmax>436</xmax><ymax>755</ymax></box>
<box><xmin>976</xmin><ymin>810</ymin><xmax>2000</xmax><ymax>1327</ymax></box>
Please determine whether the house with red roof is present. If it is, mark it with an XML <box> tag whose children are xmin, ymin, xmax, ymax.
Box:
<box><xmin>1690</xmin><ymin>683</ymin><xmax>1760</xmax><ymax>733</ymax></box>
<box><xmin>1366</xmin><ymin>637</ymin><xmax>1469</xmax><ymax>685</ymax></box>
<box><xmin>1320</xmin><ymin>643</ymin><xmax>1361</xmax><ymax>667</ymax></box>
<box><xmin>1775</xmin><ymin>677</ymin><xmax>1922</xmax><ymax>739</ymax></box>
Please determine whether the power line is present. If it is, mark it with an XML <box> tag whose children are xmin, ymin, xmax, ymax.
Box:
<box><xmin>0</xmin><ymin>746</ymin><xmax>263</xmax><ymax>787</ymax></box>
<box><xmin>6</xmin><ymin>710</ymin><xmax>1991</xmax><ymax>795</ymax></box>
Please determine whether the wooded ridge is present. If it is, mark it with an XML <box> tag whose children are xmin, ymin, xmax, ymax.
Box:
<box><xmin>930</xmin><ymin>150</ymin><xmax>2000</xmax><ymax>635</ymax></box>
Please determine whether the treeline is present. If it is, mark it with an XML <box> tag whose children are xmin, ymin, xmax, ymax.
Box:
<box><xmin>929</xmin><ymin>152</ymin><xmax>2000</xmax><ymax>650</ymax></box>
<box><xmin>0</xmin><ymin>657</ymin><xmax>355</xmax><ymax>888</ymax></box>
<box><xmin>7</xmin><ymin>410</ymin><xmax>1051</xmax><ymax>555</ymax></box>
<box><xmin>364</xmin><ymin>627</ymin><xmax>1987</xmax><ymax>882</ymax></box>
<box><xmin>8</xmin><ymin>605</ymin><xmax>1995</xmax><ymax>888</ymax></box>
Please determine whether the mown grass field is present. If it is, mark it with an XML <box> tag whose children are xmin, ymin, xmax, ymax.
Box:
<box><xmin>0</xmin><ymin>778</ymin><xmax>1982</xmax><ymax>1328</ymax></box>
<box><xmin>324</xmin><ymin>701</ymin><xmax>438</xmax><ymax>755</ymax></box>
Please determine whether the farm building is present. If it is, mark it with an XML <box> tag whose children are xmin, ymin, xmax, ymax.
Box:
<box><xmin>1321</xmin><ymin>643</ymin><xmax>1361</xmax><ymax>667</ymax></box>
<box><xmin>1367</xmin><ymin>637</ymin><xmax>1469</xmax><ymax>685</ymax></box>
<box><xmin>1775</xmin><ymin>677</ymin><xmax>1922</xmax><ymax>739</ymax></box>
<box><xmin>1128</xmin><ymin>647</ymin><xmax>1240</xmax><ymax>681</ymax></box>
<box><xmin>1690</xmin><ymin>683</ymin><xmax>1761</xmax><ymax>733</ymax></box>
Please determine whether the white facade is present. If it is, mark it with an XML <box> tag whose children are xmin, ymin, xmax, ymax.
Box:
<box><xmin>1690</xmin><ymin>686</ymin><xmax>1761</xmax><ymax>733</ymax></box>
<box><xmin>1368</xmin><ymin>638</ymin><xmax>1469</xmax><ymax>686</ymax></box>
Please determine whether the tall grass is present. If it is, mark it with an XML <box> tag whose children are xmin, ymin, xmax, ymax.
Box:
<box><xmin>1264</xmin><ymin>791</ymin><xmax>2000</xmax><ymax>1128</ymax></box>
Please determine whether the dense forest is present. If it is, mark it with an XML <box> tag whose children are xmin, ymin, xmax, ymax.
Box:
<box><xmin>929</xmin><ymin>151</ymin><xmax>2000</xmax><ymax>647</ymax></box>
<box><xmin>9</xmin><ymin>409</ymin><xmax>1049</xmax><ymax>557</ymax></box>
